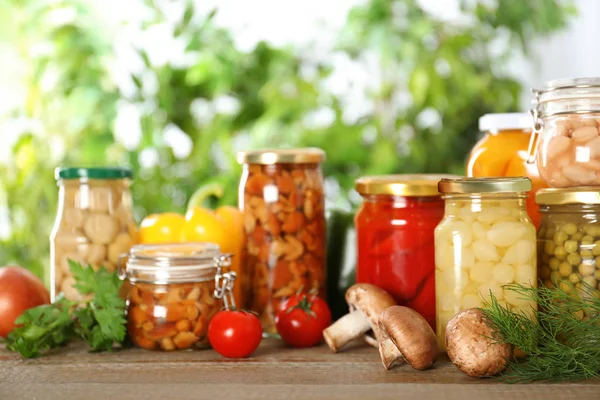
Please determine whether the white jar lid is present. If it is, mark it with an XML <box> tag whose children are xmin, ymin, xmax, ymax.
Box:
<box><xmin>478</xmin><ymin>113</ymin><xmax>532</xmax><ymax>132</ymax></box>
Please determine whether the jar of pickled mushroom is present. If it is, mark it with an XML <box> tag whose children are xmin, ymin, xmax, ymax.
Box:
<box><xmin>434</xmin><ymin>177</ymin><xmax>537</xmax><ymax>351</ymax></box>
<box><xmin>529</xmin><ymin>77</ymin><xmax>600</xmax><ymax>187</ymax></box>
<box><xmin>536</xmin><ymin>188</ymin><xmax>600</xmax><ymax>318</ymax></box>
<box><xmin>50</xmin><ymin>167</ymin><xmax>137</xmax><ymax>302</ymax></box>
<box><xmin>355</xmin><ymin>174</ymin><xmax>456</xmax><ymax>329</ymax></box>
<box><xmin>467</xmin><ymin>113</ymin><xmax>547</xmax><ymax>227</ymax></box>
<box><xmin>238</xmin><ymin>148</ymin><xmax>326</xmax><ymax>334</ymax></box>
<box><xmin>119</xmin><ymin>243</ymin><xmax>234</xmax><ymax>351</ymax></box>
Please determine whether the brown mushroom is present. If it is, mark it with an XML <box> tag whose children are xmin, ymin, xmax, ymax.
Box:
<box><xmin>323</xmin><ymin>283</ymin><xmax>395</xmax><ymax>352</ymax></box>
<box><xmin>378</xmin><ymin>306</ymin><xmax>438</xmax><ymax>370</ymax></box>
<box><xmin>445</xmin><ymin>308</ymin><xmax>512</xmax><ymax>378</ymax></box>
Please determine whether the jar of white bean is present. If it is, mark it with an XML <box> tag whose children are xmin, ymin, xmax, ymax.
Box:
<box><xmin>50</xmin><ymin>168</ymin><xmax>137</xmax><ymax>302</ymax></box>
<box><xmin>434</xmin><ymin>177</ymin><xmax>537</xmax><ymax>351</ymax></box>
<box><xmin>529</xmin><ymin>78</ymin><xmax>600</xmax><ymax>188</ymax></box>
<box><xmin>536</xmin><ymin>188</ymin><xmax>600</xmax><ymax>320</ymax></box>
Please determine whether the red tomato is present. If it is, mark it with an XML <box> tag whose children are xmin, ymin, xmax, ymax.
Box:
<box><xmin>0</xmin><ymin>266</ymin><xmax>50</xmax><ymax>337</ymax></box>
<box><xmin>275</xmin><ymin>293</ymin><xmax>332</xmax><ymax>348</ymax></box>
<box><xmin>208</xmin><ymin>310</ymin><xmax>262</xmax><ymax>358</ymax></box>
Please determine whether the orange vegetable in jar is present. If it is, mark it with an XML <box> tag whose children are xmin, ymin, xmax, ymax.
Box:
<box><xmin>466</xmin><ymin>113</ymin><xmax>547</xmax><ymax>228</ymax></box>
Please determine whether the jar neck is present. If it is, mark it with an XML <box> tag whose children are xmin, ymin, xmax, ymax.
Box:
<box><xmin>361</xmin><ymin>194</ymin><xmax>442</xmax><ymax>208</ymax></box>
<box><xmin>442</xmin><ymin>193</ymin><xmax>528</xmax><ymax>214</ymax></box>
<box><xmin>539</xmin><ymin>204</ymin><xmax>600</xmax><ymax>214</ymax></box>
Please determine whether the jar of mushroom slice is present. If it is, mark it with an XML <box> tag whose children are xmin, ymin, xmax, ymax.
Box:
<box><xmin>50</xmin><ymin>167</ymin><xmax>137</xmax><ymax>301</ymax></box>
<box><xmin>119</xmin><ymin>243</ymin><xmax>234</xmax><ymax>351</ymax></box>
<box><xmin>238</xmin><ymin>148</ymin><xmax>327</xmax><ymax>334</ymax></box>
<box><xmin>529</xmin><ymin>78</ymin><xmax>600</xmax><ymax>187</ymax></box>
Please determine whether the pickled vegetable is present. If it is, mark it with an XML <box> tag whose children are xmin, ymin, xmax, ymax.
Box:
<box><xmin>435</xmin><ymin>199</ymin><xmax>537</xmax><ymax>351</ymax></box>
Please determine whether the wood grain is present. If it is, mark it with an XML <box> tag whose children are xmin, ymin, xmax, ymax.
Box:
<box><xmin>1</xmin><ymin>339</ymin><xmax>598</xmax><ymax>400</ymax></box>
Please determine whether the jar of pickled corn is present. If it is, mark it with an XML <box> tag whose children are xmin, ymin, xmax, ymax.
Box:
<box><xmin>434</xmin><ymin>177</ymin><xmax>537</xmax><ymax>350</ymax></box>
<box><xmin>237</xmin><ymin>148</ymin><xmax>326</xmax><ymax>334</ymax></box>
<box><xmin>355</xmin><ymin>174</ymin><xmax>456</xmax><ymax>330</ymax></box>
<box><xmin>529</xmin><ymin>78</ymin><xmax>600</xmax><ymax>187</ymax></box>
<box><xmin>467</xmin><ymin>113</ymin><xmax>547</xmax><ymax>227</ymax></box>
<box><xmin>50</xmin><ymin>167</ymin><xmax>137</xmax><ymax>302</ymax></box>
<box><xmin>536</xmin><ymin>188</ymin><xmax>600</xmax><ymax>318</ymax></box>
<box><xmin>119</xmin><ymin>243</ymin><xmax>234</xmax><ymax>351</ymax></box>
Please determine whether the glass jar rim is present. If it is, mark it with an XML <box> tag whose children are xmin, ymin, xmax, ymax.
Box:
<box><xmin>237</xmin><ymin>148</ymin><xmax>325</xmax><ymax>165</ymax></box>
<box><xmin>536</xmin><ymin>188</ymin><xmax>600</xmax><ymax>205</ymax></box>
<box><xmin>534</xmin><ymin>77</ymin><xmax>600</xmax><ymax>104</ymax></box>
<box><xmin>438</xmin><ymin>177</ymin><xmax>532</xmax><ymax>194</ymax></box>
<box><xmin>355</xmin><ymin>174</ymin><xmax>460</xmax><ymax>197</ymax></box>
<box><xmin>121</xmin><ymin>243</ymin><xmax>226</xmax><ymax>284</ymax></box>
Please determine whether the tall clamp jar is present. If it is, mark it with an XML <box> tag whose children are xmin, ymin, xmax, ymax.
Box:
<box><xmin>354</xmin><ymin>174</ymin><xmax>454</xmax><ymax>329</ymax></box>
<box><xmin>50</xmin><ymin>167</ymin><xmax>137</xmax><ymax>301</ymax></box>
<box><xmin>434</xmin><ymin>177</ymin><xmax>537</xmax><ymax>350</ymax></box>
<box><xmin>467</xmin><ymin>112</ymin><xmax>547</xmax><ymax>227</ymax></box>
<box><xmin>238</xmin><ymin>148</ymin><xmax>326</xmax><ymax>333</ymax></box>
<box><xmin>118</xmin><ymin>243</ymin><xmax>234</xmax><ymax>351</ymax></box>
<box><xmin>536</xmin><ymin>188</ymin><xmax>600</xmax><ymax>318</ymax></box>
<box><xmin>529</xmin><ymin>77</ymin><xmax>600</xmax><ymax>187</ymax></box>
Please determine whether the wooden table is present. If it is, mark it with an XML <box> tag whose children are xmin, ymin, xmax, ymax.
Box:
<box><xmin>1</xmin><ymin>339</ymin><xmax>598</xmax><ymax>400</ymax></box>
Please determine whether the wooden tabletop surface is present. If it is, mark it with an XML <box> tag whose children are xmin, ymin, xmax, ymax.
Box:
<box><xmin>1</xmin><ymin>339</ymin><xmax>598</xmax><ymax>400</ymax></box>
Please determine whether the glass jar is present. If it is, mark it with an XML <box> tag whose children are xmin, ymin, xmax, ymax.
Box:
<box><xmin>536</xmin><ymin>188</ymin><xmax>600</xmax><ymax>317</ymax></box>
<box><xmin>119</xmin><ymin>243</ymin><xmax>234</xmax><ymax>351</ymax></box>
<box><xmin>435</xmin><ymin>177</ymin><xmax>537</xmax><ymax>351</ymax></box>
<box><xmin>354</xmin><ymin>174</ymin><xmax>455</xmax><ymax>329</ymax></box>
<box><xmin>529</xmin><ymin>77</ymin><xmax>600</xmax><ymax>187</ymax></box>
<box><xmin>238</xmin><ymin>148</ymin><xmax>326</xmax><ymax>334</ymax></box>
<box><xmin>467</xmin><ymin>113</ymin><xmax>547</xmax><ymax>227</ymax></box>
<box><xmin>50</xmin><ymin>167</ymin><xmax>137</xmax><ymax>302</ymax></box>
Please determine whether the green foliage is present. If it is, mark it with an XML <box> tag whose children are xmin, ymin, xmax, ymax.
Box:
<box><xmin>0</xmin><ymin>0</ymin><xmax>575</xmax><ymax>280</ymax></box>
<box><xmin>6</xmin><ymin>260</ymin><xmax>127</xmax><ymax>358</ymax></box>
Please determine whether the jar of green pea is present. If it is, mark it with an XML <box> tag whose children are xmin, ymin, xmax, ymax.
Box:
<box><xmin>536</xmin><ymin>188</ymin><xmax>600</xmax><ymax>319</ymax></box>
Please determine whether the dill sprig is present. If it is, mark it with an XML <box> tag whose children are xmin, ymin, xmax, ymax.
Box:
<box><xmin>480</xmin><ymin>283</ymin><xmax>600</xmax><ymax>383</ymax></box>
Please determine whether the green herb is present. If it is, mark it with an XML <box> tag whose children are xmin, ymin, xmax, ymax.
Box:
<box><xmin>481</xmin><ymin>283</ymin><xmax>600</xmax><ymax>383</ymax></box>
<box><xmin>6</xmin><ymin>261</ymin><xmax>127</xmax><ymax>358</ymax></box>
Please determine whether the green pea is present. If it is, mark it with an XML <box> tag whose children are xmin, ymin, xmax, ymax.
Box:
<box><xmin>592</xmin><ymin>241</ymin><xmax>600</xmax><ymax>256</ymax></box>
<box><xmin>554</xmin><ymin>246</ymin><xmax>567</xmax><ymax>260</ymax></box>
<box><xmin>559</xmin><ymin>262</ymin><xmax>573</xmax><ymax>277</ymax></box>
<box><xmin>562</xmin><ymin>223</ymin><xmax>578</xmax><ymax>236</ymax></box>
<box><xmin>569</xmin><ymin>273</ymin><xmax>582</xmax><ymax>284</ymax></box>
<box><xmin>565</xmin><ymin>240</ymin><xmax>579</xmax><ymax>254</ymax></box>
<box><xmin>581</xmin><ymin>249</ymin><xmax>594</xmax><ymax>260</ymax></box>
<box><xmin>571</xmin><ymin>232</ymin><xmax>583</xmax><ymax>242</ymax></box>
<box><xmin>582</xmin><ymin>276</ymin><xmax>597</xmax><ymax>288</ymax></box>
<box><xmin>582</xmin><ymin>235</ymin><xmax>594</xmax><ymax>245</ymax></box>
<box><xmin>554</xmin><ymin>231</ymin><xmax>569</xmax><ymax>245</ymax></box>
<box><xmin>595</xmin><ymin>269</ymin><xmax>600</xmax><ymax>280</ymax></box>
<box><xmin>544</xmin><ymin>241</ymin><xmax>556</xmax><ymax>256</ymax></box>
<box><xmin>548</xmin><ymin>258</ymin><xmax>560</xmax><ymax>270</ymax></box>
<box><xmin>567</xmin><ymin>253</ymin><xmax>582</xmax><ymax>267</ymax></box>
<box><xmin>578</xmin><ymin>263</ymin><xmax>595</xmax><ymax>276</ymax></box>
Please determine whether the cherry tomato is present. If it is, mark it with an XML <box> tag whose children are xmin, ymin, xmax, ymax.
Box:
<box><xmin>0</xmin><ymin>266</ymin><xmax>50</xmax><ymax>337</ymax></box>
<box><xmin>275</xmin><ymin>293</ymin><xmax>332</xmax><ymax>348</ymax></box>
<box><xmin>208</xmin><ymin>310</ymin><xmax>262</xmax><ymax>358</ymax></box>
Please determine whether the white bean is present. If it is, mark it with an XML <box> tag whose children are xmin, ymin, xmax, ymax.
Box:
<box><xmin>470</xmin><ymin>261</ymin><xmax>494</xmax><ymax>283</ymax></box>
<box><xmin>571</xmin><ymin>126</ymin><xmax>598</xmax><ymax>143</ymax></box>
<box><xmin>472</xmin><ymin>239</ymin><xmax>500</xmax><ymax>262</ymax></box>
<box><xmin>448</xmin><ymin>220</ymin><xmax>473</xmax><ymax>247</ymax></box>
<box><xmin>546</xmin><ymin>136</ymin><xmax>571</xmax><ymax>159</ymax></box>
<box><xmin>492</xmin><ymin>263</ymin><xmax>515</xmax><ymax>284</ymax></box>
<box><xmin>588</xmin><ymin>136</ymin><xmax>600</xmax><ymax>159</ymax></box>
<box><xmin>515</xmin><ymin>264</ymin><xmax>536</xmax><ymax>285</ymax></box>
<box><xmin>487</xmin><ymin>221</ymin><xmax>527</xmax><ymax>247</ymax></box>
<box><xmin>563</xmin><ymin>164</ymin><xmax>595</xmax><ymax>184</ymax></box>
<box><xmin>478</xmin><ymin>282</ymin><xmax>504</xmax><ymax>301</ymax></box>
<box><xmin>502</xmin><ymin>239</ymin><xmax>535</xmax><ymax>265</ymax></box>
<box><xmin>462</xmin><ymin>294</ymin><xmax>483</xmax><ymax>309</ymax></box>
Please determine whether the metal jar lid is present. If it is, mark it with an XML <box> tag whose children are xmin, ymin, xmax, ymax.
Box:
<box><xmin>478</xmin><ymin>113</ymin><xmax>533</xmax><ymax>133</ymax></box>
<box><xmin>237</xmin><ymin>148</ymin><xmax>326</xmax><ymax>165</ymax></box>
<box><xmin>438</xmin><ymin>177</ymin><xmax>532</xmax><ymax>195</ymax></box>
<box><xmin>534</xmin><ymin>77</ymin><xmax>600</xmax><ymax>104</ymax></box>
<box><xmin>536</xmin><ymin>188</ymin><xmax>600</xmax><ymax>205</ymax></box>
<box><xmin>56</xmin><ymin>167</ymin><xmax>133</xmax><ymax>180</ymax></box>
<box><xmin>355</xmin><ymin>174</ymin><xmax>459</xmax><ymax>197</ymax></box>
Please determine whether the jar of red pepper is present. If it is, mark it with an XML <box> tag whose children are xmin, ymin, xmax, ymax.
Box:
<box><xmin>354</xmin><ymin>174</ymin><xmax>455</xmax><ymax>330</ymax></box>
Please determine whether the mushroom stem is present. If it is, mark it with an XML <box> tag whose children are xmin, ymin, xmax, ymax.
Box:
<box><xmin>323</xmin><ymin>310</ymin><xmax>371</xmax><ymax>352</ymax></box>
<box><xmin>378</xmin><ymin>338</ymin><xmax>405</xmax><ymax>370</ymax></box>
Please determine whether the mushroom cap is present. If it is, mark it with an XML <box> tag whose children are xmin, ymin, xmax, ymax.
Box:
<box><xmin>345</xmin><ymin>283</ymin><xmax>396</xmax><ymax>341</ymax></box>
<box><xmin>445</xmin><ymin>308</ymin><xmax>512</xmax><ymax>378</ymax></box>
<box><xmin>379</xmin><ymin>306</ymin><xmax>438</xmax><ymax>370</ymax></box>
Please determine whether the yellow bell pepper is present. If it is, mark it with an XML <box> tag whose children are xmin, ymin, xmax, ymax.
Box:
<box><xmin>138</xmin><ymin>184</ymin><xmax>246</xmax><ymax>308</ymax></box>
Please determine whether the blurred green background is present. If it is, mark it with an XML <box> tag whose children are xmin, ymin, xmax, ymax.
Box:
<box><xmin>0</xmin><ymin>0</ymin><xmax>576</xmax><ymax>280</ymax></box>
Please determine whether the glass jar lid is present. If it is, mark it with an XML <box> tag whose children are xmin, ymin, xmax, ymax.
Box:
<box><xmin>438</xmin><ymin>177</ymin><xmax>532</xmax><ymax>194</ymax></box>
<box><xmin>478</xmin><ymin>113</ymin><xmax>532</xmax><ymax>133</ymax></box>
<box><xmin>536</xmin><ymin>188</ymin><xmax>600</xmax><ymax>205</ymax></box>
<box><xmin>534</xmin><ymin>77</ymin><xmax>600</xmax><ymax>104</ymax></box>
<box><xmin>237</xmin><ymin>148</ymin><xmax>326</xmax><ymax>165</ymax></box>
<box><xmin>355</xmin><ymin>174</ymin><xmax>459</xmax><ymax>197</ymax></box>
<box><xmin>120</xmin><ymin>243</ymin><xmax>227</xmax><ymax>284</ymax></box>
<box><xmin>56</xmin><ymin>167</ymin><xmax>133</xmax><ymax>180</ymax></box>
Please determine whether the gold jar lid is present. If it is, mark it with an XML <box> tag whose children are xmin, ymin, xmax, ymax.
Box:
<box><xmin>237</xmin><ymin>148</ymin><xmax>325</xmax><ymax>165</ymax></box>
<box><xmin>355</xmin><ymin>174</ymin><xmax>459</xmax><ymax>197</ymax></box>
<box><xmin>536</xmin><ymin>188</ymin><xmax>600</xmax><ymax>205</ymax></box>
<box><xmin>438</xmin><ymin>177</ymin><xmax>532</xmax><ymax>194</ymax></box>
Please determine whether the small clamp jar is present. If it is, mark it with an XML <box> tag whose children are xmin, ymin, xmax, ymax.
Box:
<box><xmin>119</xmin><ymin>243</ymin><xmax>234</xmax><ymax>351</ymax></box>
<box><xmin>528</xmin><ymin>77</ymin><xmax>600</xmax><ymax>187</ymax></box>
